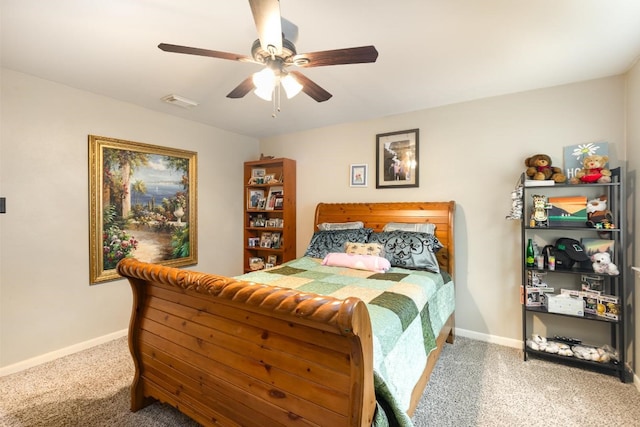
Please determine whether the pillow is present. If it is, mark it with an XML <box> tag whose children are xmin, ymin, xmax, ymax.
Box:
<box><xmin>322</xmin><ymin>253</ymin><xmax>391</xmax><ymax>273</ymax></box>
<box><xmin>304</xmin><ymin>228</ymin><xmax>373</xmax><ymax>259</ymax></box>
<box><xmin>368</xmin><ymin>231</ymin><xmax>443</xmax><ymax>273</ymax></box>
<box><xmin>344</xmin><ymin>241</ymin><xmax>385</xmax><ymax>257</ymax></box>
<box><xmin>383</xmin><ymin>222</ymin><xmax>436</xmax><ymax>234</ymax></box>
<box><xmin>317</xmin><ymin>221</ymin><xmax>364</xmax><ymax>231</ymax></box>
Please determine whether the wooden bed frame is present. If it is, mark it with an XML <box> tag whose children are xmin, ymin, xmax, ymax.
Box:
<box><xmin>117</xmin><ymin>201</ymin><xmax>455</xmax><ymax>426</ymax></box>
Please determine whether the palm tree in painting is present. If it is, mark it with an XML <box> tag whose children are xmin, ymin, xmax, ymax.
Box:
<box><xmin>103</xmin><ymin>148</ymin><xmax>149</xmax><ymax>218</ymax></box>
<box><xmin>132</xmin><ymin>179</ymin><xmax>147</xmax><ymax>206</ymax></box>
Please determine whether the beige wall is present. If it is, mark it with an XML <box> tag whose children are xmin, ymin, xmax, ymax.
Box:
<box><xmin>1</xmin><ymin>69</ymin><xmax>635</xmax><ymax>380</ymax></box>
<box><xmin>260</xmin><ymin>76</ymin><xmax>627</xmax><ymax>351</ymax></box>
<box><xmin>0</xmin><ymin>69</ymin><xmax>258</xmax><ymax>369</ymax></box>
<box><xmin>625</xmin><ymin>59</ymin><xmax>640</xmax><ymax>378</ymax></box>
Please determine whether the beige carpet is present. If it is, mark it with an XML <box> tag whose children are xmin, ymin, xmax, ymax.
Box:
<box><xmin>1</xmin><ymin>336</ymin><xmax>639</xmax><ymax>426</ymax></box>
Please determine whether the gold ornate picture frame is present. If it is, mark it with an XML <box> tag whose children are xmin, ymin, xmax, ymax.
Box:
<box><xmin>89</xmin><ymin>135</ymin><xmax>197</xmax><ymax>284</ymax></box>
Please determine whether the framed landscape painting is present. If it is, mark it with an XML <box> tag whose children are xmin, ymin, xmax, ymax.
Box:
<box><xmin>89</xmin><ymin>135</ymin><xmax>198</xmax><ymax>284</ymax></box>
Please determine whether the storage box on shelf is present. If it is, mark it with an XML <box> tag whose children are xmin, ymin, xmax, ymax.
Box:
<box><xmin>519</xmin><ymin>167</ymin><xmax>632</xmax><ymax>382</ymax></box>
<box><xmin>243</xmin><ymin>158</ymin><xmax>296</xmax><ymax>273</ymax></box>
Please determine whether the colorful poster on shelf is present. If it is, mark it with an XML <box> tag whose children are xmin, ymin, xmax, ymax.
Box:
<box><xmin>563</xmin><ymin>142</ymin><xmax>608</xmax><ymax>182</ymax></box>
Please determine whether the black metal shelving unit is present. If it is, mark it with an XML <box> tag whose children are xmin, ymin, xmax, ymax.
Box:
<box><xmin>520</xmin><ymin>167</ymin><xmax>632</xmax><ymax>382</ymax></box>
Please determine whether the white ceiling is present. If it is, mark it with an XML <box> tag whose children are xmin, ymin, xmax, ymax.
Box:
<box><xmin>2</xmin><ymin>0</ymin><xmax>640</xmax><ymax>139</ymax></box>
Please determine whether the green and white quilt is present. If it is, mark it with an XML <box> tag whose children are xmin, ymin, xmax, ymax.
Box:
<box><xmin>236</xmin><ymin>256</ymin><xmax>455</xmax><ymax>427</ymax></box>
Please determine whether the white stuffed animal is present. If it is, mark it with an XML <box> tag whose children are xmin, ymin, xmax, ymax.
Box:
<box><xmin>591</xmin><ymin>252</ymin><xmax>619</xmax><ymax>275</ymax></box>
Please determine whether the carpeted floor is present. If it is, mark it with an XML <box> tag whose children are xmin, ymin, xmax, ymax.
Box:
<box><xmin>1</xmin><ymin>336</ymin><xmax>638</xmax><ymax>426</ymax></box>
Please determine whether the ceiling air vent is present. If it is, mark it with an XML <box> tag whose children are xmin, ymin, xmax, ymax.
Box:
<box><xmin>161</xmin><ymin>94</ymin><xmax>199</xmax><ymax>108</ymax></box>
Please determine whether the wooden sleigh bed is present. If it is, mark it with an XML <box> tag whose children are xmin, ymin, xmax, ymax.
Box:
<box><xmin>117</xmin><ymin>201</ymin><xmax>456</xmax><ymax>426</ymax></box>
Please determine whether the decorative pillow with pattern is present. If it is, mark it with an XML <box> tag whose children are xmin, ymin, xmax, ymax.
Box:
<box><xmin>344</xmin><ymin>241</ymin><xmax>385</xmax><ymax>257</ymax></box>
<box><xmin>304</xmin><ymin>228</ymin><xmax>373</xmax><ymax>259</ymax></box>
<box><xmin>368</xmin><ymin>230</ymin><xmax>443</xmax><ymax>273</ymax></box>
<box><xmin>317</xmin><ymin>221</ymin><xmax>365</xmax><ymax>231</ymax></box>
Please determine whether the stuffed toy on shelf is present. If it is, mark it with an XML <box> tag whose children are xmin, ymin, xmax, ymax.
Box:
<box><xmin>569</xmin><ymin>154</ymin><xmax>612</xmax><ymax>184</ymax></box>
<box><xmin>524</xmin><ymin>154</ymin><xmax>567</xmax><ymax>182</ymax></box>
<box><xmin>585</xmin><ymin>195</ymin><xmax>614</xmax><ymax>228</ymax></box>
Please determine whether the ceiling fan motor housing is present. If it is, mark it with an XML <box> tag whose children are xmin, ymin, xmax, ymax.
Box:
<box><xmin>251</xmin><ymin>37</ymin><xmax>297</xmax><ymax>64</ymax></box>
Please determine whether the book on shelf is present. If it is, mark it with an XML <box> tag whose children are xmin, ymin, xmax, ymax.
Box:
<box><xmin>524</xmin><ymin>179</ymin><xmax>555</xmax><ymax>187</ymax></box>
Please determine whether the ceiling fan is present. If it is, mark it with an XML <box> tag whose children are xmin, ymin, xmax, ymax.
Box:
<box><xmin>158</xmin><ymin>0</ymin><xmax>378</xmax><ymax>105</ymax></box>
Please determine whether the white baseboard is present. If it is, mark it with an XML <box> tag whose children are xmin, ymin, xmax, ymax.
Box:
<box><xmin>454</xmin><ymin>327</ymin><xmax>640</xmax><ymax>393</ymax></box>
<box><xmin>455</xmin><ymin>327</ymin><xmax>522</xmax><ymax>349</ymax></box>
<box><xmin>0</xmin><ymin>329</ymin><xmax>128</xmax><ymax>377</ymax></box>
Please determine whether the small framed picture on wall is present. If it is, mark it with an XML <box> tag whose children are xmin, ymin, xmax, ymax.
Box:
<box><xmin>350</xmin><ymin>164</ymin><xmax>368</xmax><ymax>187</ymax></box>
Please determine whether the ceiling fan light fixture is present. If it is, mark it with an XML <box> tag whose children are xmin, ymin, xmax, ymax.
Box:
<box><xmin>253</xmin><ymin>84</ymin><xmax>274</xmax><ymax>101</ymax></box>
<box><xmin>281</xmin><ymin>74</ymin><xmax>303</xmax><ymax>99</ymax></box>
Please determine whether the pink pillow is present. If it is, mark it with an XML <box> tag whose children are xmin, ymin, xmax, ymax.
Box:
<box><xmin>321</xmin><ymin>253</ymin><xmax>391</xmax><ymax>273</ymax></box>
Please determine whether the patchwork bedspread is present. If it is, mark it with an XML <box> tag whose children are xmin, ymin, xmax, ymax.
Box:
<box><xmin>236</xmin><ymin>256</ymin><xmax>455</xmax><ymax>426</ymax></box>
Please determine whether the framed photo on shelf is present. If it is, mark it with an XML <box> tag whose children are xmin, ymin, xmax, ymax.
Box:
<box><xmin>350</xmin><ymin>164</ymin><xmax>368</xmax><ymax>187</ymax></box>
<box><xmin>247</xmin><ymin>189</ymin><xmax>265</xmax><ymax>209</ymax></box>
<box><xmin>252</xmin><ymin>214</ymin><xmax>266</xmax><ymax>227</ymax></box>
<box><xmin>265</xmin><ymin>218</ymin><xmax>278</xmax><ymax>228</ymax></box>
<box><xmin>248</xmin><ymin>237</ymin><xmax>260</xmax><ymax>247</ymax></box>
<box><xmin>375</xmin><ymin>128</ymin><xmax>419</xmax><ymax>188</ymax></box>
<box><xmin>263</xmin><ymin>173</ymin><xmax>275</xmax><ymax>183</ymax></box>
<box><xmin>249</xmin><ymin>257</ymin><xmax>265</xmax><ymax>271</ymax></box>
<box><xmin>257</xmin><ymin>198</ymin><xmax>267</xmax><ymax>210</ymax></box>
<box><xmin>274</xmin><ymin>195</ymin><xmax>284</xmax><ymax>210</ymax></box>
<box><xmin>266</xmin><ymin>186</ymin><xmax>283</xmax><ymax>210</ymax></box>
<box><xmin>270</xmin><ymin>232</ymin><xmax>281</xmax><ymax>249</ymax></box>
<box><xmin>267</xmin><ymin>255</ymin><xmax>277</xmax><ymax>265</ymax></box>
<box><xmin>260</xmin><ymin>232</ymin><xmax>273</xmax><ymax>248</ymax></box>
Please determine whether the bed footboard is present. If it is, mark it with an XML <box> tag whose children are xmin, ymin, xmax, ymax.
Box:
<box><xmin>117</xmin><ymin>258</ymin><xmax>376</xmax><ymax>427</ymax></box>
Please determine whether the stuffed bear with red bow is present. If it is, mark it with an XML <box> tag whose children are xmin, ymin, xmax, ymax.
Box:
<box><xmin>525</xmin><ymin>154</ymin><xmax>566</xmax><ymax>183</ymax></box>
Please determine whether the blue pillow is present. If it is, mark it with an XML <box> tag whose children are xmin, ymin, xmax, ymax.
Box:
<box><xmin>368</xmin><ymin>231</ymin><xmax>442</xmax><ymax>273</ymax></box>
<box><xmin>304</xmin><ymin>228</ymin><xmax>373</xmax><ymax>259</ymax></box>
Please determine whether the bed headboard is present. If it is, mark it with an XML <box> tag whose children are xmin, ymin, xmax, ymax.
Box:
<box><xmin>314</xmin><ymin>201</ymin><xmax>456</xmax><ymax>276</ymax></box>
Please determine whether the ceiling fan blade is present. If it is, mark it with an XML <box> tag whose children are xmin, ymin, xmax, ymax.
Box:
<box><xmin>292</xmin><ymin>46</ymin><xmax>379</xmax><ymax>67</ymax></box>
<box><xmin>226</xmin><ymin>76</ymin><xmax>255</xmax><ymax>98</ymax></box>
<box><xmin>158</xmin><ymin>43</ymin><xmax>254</xmax><ymax>62</ymax></box>
<box><xmin>289</xmin><ymin>71</ymin><xmax>332</xmax><ymax>102</ymax></box>
<box><xmin>249</xmin><ymin>0</ymin><xmax>283</xmax><ymax>54</ymax></box>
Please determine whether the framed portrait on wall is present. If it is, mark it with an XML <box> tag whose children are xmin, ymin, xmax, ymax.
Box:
<box><xmin>375</xmin><ymin>129</ymin><xmax>419</xmax><ymax>188</ymax></box>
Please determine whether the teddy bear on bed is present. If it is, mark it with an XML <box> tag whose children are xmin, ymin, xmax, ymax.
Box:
<box><xmin>569</xmin><ymin>154</ymin><xmax>612</xmax><ymax>184</ymax></box>
<box><xmin>525</xmin><ymin>154</ymin><xmax>567</xmax><ymax>183</ymax></box>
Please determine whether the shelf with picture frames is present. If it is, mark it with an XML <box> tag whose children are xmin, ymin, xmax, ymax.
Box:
<box><xmin>243</xmin><ymin>158</ymin><xmax>296</xmax><ymax>273</ymax></box>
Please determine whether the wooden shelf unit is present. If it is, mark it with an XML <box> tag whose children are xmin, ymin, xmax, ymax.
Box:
<box><xmin>243</xmin><ymin>158</ymin><xmax>296</xmax><ymax>273</ymax></box>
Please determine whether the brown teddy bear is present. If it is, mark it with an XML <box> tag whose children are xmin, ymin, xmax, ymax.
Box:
<box><xmin>569</xmin><ymin>154</ymin><xmax>612</xmax><ymax>184</ymax></box>
<box><xmin>525</xmin><ymin>154</ymin><xmax>567</xmax><ymax>182</ymax></box>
